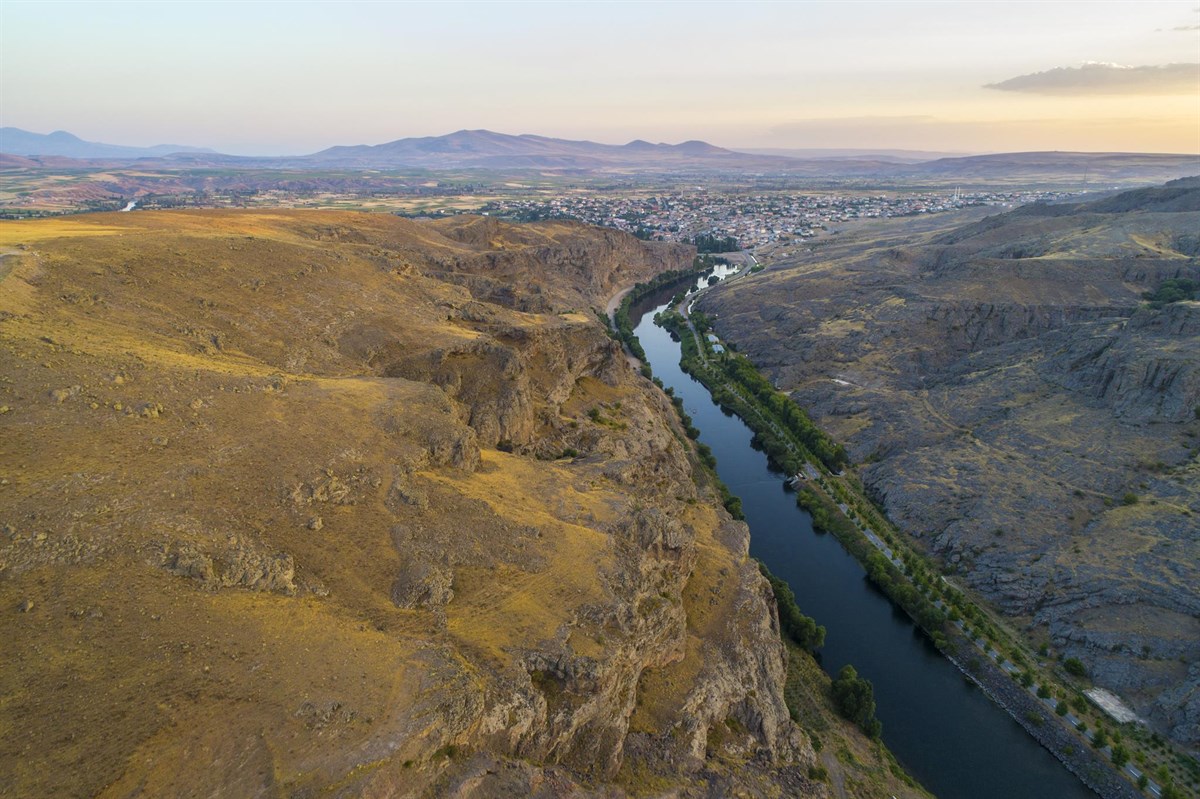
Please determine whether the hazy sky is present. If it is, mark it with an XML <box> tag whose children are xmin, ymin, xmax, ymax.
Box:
<box><xmin>3</xmin><ymin>0</ymin><xmax>1198</xmax><ymax>155</ymax></box>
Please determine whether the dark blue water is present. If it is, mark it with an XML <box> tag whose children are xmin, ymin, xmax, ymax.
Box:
<box><xmin>633</xmin><ymin>295</ymin><xmax>1095</xmax><ymax>799</ymax></box>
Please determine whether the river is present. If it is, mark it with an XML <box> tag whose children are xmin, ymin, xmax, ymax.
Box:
<box><xmin>630</xmin><ymin>280</ymin><xmax>1096</xmax><ymax>799</ymax></box>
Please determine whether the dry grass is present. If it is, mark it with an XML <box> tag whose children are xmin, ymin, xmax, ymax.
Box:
<box><xmin>427</xmin><ymin>451</ymin><xmax>618</xmax><ymax>661</ymax></box>
<box><xmin>0</xmin><ymin>209</ymin><xmax>697</xmax><ymax>796</ymax></box>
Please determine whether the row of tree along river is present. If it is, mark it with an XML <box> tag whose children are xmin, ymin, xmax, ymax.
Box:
<box><xmin>627</xmin><ymin>271</ymin><xmax>1098</xmax><ymax>799</ymax></box>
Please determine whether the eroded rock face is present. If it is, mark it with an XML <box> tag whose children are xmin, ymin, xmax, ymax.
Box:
<box><xmin>377</xmin><ymin>322</ymin><xmax>623</xmax><ymax>450</ymax></box>
<box><xmin>704</xmin><ymin>184</ymin><xmax>1200</xmax><ymax>746</ymax></box>
<box><xmin>1056</xmin><ymin>303</ymin><xmax>1200</xmax><ymax>423</ymax></box>
<box><xmin>0</xmin><ymin>210</ymin><xmax>817</xmax><ymax>798</ymax></box>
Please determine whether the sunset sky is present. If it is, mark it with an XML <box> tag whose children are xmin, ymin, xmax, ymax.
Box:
<box><xmin>3</xmin><ymin>0</ymin><xmax>1198</xmax><ymax>155</ymax></box>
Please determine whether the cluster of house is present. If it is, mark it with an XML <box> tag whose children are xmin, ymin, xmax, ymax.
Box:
<box><xmin>477</xmin><ymin>188</ymin><xmax>1081</xmax><ymax>251</ymax></box>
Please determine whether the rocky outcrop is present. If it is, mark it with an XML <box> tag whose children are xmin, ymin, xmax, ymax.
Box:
<box><xmin>671</xmin><ymin>519</ymin><xmax>807</xmax><ymax>767</ymax></box>
<box><xmin>430</xmin><ymin>216</ymin><xmax>694</xmax><ymax>306</ymax></box>
<box><xmin>391</xmin><ymin>558</ymin><xmax>454</xmax><ymax>609</ymax></box>
<box><xmin>160</xmin><ymin>542</ymin><xmax>297</xmax><ymax>594</ymax></box>
<box><xmin>917</xmin><ymin>302</ymin><xmax>1133</xmax><ymax>370</ymax></box>
<box><xmin>1075</xmin><ymin>303</ymin><xmax>1200</xmax><ymax>422</ymax></box>
<box><xmin>377</xmin><ymin>321</ymin><xmax>624</xmax><ymax>449</ymax></box>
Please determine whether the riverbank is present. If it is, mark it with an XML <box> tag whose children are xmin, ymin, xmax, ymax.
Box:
<box><xmin>646</xmin><ymin>286</ymin><xmax>1166</xmax><ymax>799</ymax></box>
<box><xmin>630</xmin><ymin>288</ymin><xmax>1099</xmax><ymax>799</ymax></box>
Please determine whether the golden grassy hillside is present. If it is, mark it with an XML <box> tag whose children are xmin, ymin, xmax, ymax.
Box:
<box><xmin>0</xmin><ymin>210</ymin><xmax>935</xmax><ymax>798</ymax></box>
<box><xmin>0</xmin><ymin>210</ymin><xmax>845</xmax><ymax>798</ymax></box>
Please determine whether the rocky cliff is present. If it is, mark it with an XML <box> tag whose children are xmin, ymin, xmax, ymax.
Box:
<box><xmin>0</xmin><ymin>211</ymin><xmax>836</xmax><ymax>797</ymax></box>
<box><xmin>703</xmin><ymin>183</ymin><xmax>1200</xmax><ymax>748</ymax></box>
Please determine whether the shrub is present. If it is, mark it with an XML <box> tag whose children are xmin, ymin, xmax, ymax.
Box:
<box><xmin>1063</xmin><ymin>657</ymin><xmax>1087</xmax><ymax>678</ymax></box>
<box><xmin>723</xmin><ymin>494</ymin><xmax>744</xmax><ymax>519</ymax></box>
<box><xmin>758</xmin><ymin>562</ymin><xmax>825</xmax><ymax>652</ymax></box>
<box><xmin>433</xmin><ymin>744</ymin><xmax>460</xmax><ymax>759</ymax></box>
<box><xmin>1143</xmin><ymin>278</ymin><xmax>1198</xmax><ymax>307</ymax></box>
<box><xmin>1161</xmin><ymin>784</ymin><xmax>1185</xmax><ymax>799</ymax></box>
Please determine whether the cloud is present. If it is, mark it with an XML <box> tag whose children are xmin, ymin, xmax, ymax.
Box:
<box><xmin>1172</xmin><ymin>24</ymin><xmax>1200</xmax><ymax>30</ymax></box>
<box><xmin>985</xmin><ymin>63</ymin><xmax>1199</xmax><ymax>95</ymax></box>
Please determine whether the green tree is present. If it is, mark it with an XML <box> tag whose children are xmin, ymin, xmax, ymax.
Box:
<box><xmin>692</xmin><ymin>233</ymin><xmax>740</xmax><ymax>253</ymax></box>
<box><xmin>832</xmin><ymin>664</ymin><xmax>882</xmax><ymax>738</ymax></box>
<box><xmin>1110</xmin><ymin>744</ymin><xmax>1129</xmax><ymax>768</ymax></box>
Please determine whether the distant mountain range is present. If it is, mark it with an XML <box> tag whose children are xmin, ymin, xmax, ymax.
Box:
<box><xmin>0</xmin><ymin>127</ymin><xmax>214</xmax><ymax>159</ymax></box>
<box><xmin>305</xmin><ymin>129</ymin><xmax>745</xmax><ymax>169</ymax></box>
<box><xmin>2</xmin><ymin>127</ymin><xmax>1197</xmax><ymax>183</ymax></box>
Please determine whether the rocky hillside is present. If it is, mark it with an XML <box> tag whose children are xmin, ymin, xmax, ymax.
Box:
<box><xmin>0</xmin><ymin>211</ymin><xmax>928</xmax><ymax>798</ymax></box>
<box><xmin>702</xmin><ymin>182</ymin><xmax>1200</xmax><ymax>748</ymax></box>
